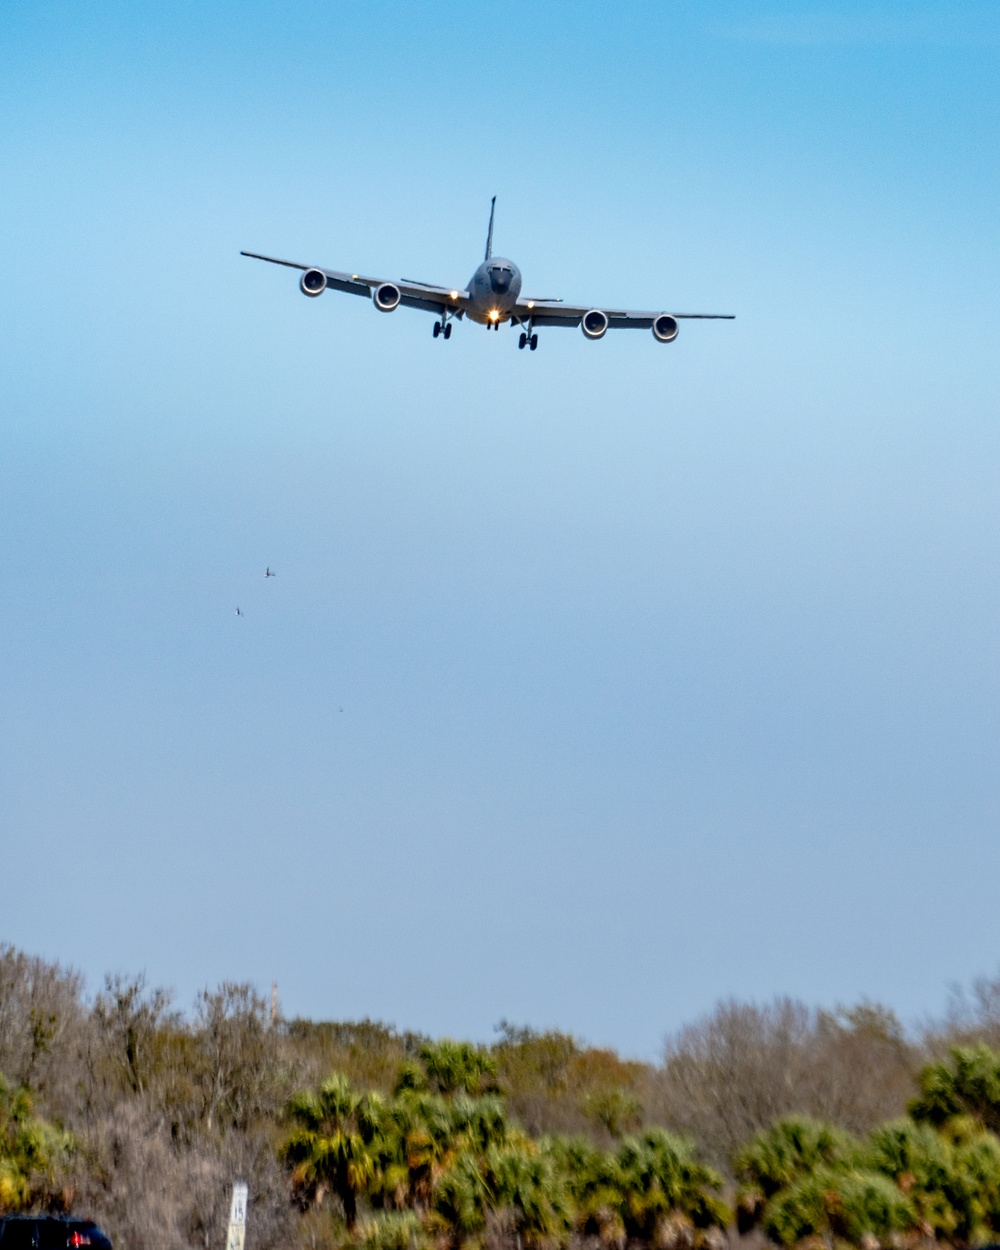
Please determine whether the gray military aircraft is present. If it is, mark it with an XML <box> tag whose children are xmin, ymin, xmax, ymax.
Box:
<box><xmin>241</xmin><ymin>198</ymin><xmax>733</xmax><ymax>351</ymax></box>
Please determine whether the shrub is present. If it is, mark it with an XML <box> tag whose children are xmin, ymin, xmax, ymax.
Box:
<box><xmin>762</xmin><ymin>1167</ymin><xmax>915</xmax><ymax>1247</ymax></box>
<box><xmin>910</xmin><ymin>1044</ymin><xmax>1000</xmax><ymax>1134</ymax></box>
<box><xmin>356</xmin><ymin>1211</ymin><xmax>428</xmax><ymax>1250</ymax></box>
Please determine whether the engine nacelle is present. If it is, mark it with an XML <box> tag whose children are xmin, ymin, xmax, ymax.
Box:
<box><xmin>300</xmin><ymin>268</ymin><xmax>327</xmax><ymax>297</ymax></box>
<box><xmin>373</xmin><ymin>282</ymin><xmax>401</xmax><ymax>312</ymax></box>
<box><xmin>652</xmin><ymin>314</ymin><xmax>679</xmax><ymax>343</ymax></box>
<box><xmin>581</xmin><ymin>309</ymin><xmax>609</xmax><ymax>340</ymax></box>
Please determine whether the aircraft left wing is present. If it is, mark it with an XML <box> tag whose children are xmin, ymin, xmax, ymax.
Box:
<box><xmin>511</xmin><ymin>298</ymin><xmax>734</xmax><ymax>329</ymax></box>
<box><xmin>240</xmin><ymin>252</ymin><xmax>471</xmax><ymax>316</ymax></box>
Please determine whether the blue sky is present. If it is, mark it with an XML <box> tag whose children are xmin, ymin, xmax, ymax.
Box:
<box><xmin>2</xmin><ymin>1</ymin><xmax>999</xmax><ymax>1057</ymax></box>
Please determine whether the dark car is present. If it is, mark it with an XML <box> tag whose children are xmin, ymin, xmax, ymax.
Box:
<box><xmin>0</xmin><ymin>1220</ymin><xmax>112</xmax><ymax>1250</ymax></box>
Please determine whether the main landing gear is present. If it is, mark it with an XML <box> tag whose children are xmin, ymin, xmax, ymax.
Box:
<box><xmin>432</xmin><ymin>320</ymin><xmax>452</xmax><ymax>339</ymax></box>
<box><xmin>518</xmin><ymin>332</ymin><xmax>538</xmax><ymax>351</ymax></box>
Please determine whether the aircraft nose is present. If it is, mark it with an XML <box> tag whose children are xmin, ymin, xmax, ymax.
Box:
<box><xmin>489</xmin><ymin>267</ymin><xmax>511</xmax><ymax>294</ymax></box>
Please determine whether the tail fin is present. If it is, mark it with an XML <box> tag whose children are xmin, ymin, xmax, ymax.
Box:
<box><xmin>484</xmin><ymin>196</ymin><xmax>496</xmax><ymax>260</ymax></box>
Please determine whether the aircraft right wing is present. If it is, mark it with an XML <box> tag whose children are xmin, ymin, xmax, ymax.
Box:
<box><xmin>240</xmin><ymin>252</ymin><xmax>472</xmax><ymax>317</ymax></box>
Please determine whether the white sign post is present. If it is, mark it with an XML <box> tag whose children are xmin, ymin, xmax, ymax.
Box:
<box><xmin>226</xmin><ymin>1183</ymin><xmax>248</xmax><ymax>1250</ymax></box>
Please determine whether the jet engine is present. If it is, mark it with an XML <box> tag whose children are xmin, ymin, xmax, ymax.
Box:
<box><xmin>652</xmin><ymin>314</ymin><xmax>679</xmax><ymax>343</ymax></box>
<box><xmin>581</xmin><ymin>309</ymin><xmax>609</xmax><ymax>340</ymax></box>
<box><xmin>300</xmin><ymin>268</ymin><xmax>327</xmax><ymax>297</ymax></box>
<box><xmin>373</xmin><ymin>282</ymin><xmax>402</xmax><ymax>312</ymax></box>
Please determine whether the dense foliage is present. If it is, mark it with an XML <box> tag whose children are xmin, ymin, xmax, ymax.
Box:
<box><xmin>7</xmin><ymin>945</ymin><xmax>1000</xmax><ymax>1250</ymax></box>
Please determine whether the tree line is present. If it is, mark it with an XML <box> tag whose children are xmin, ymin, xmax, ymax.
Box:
<box><xmin>4</xmin><ymin>944</ymin><xmax>1000</xmax><ymax>1250</ymax></box>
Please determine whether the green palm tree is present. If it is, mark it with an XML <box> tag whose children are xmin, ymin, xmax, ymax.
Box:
<box><xmin>911</xmin><ymin>1045</ymin><xmax>1000</xmax><ymax>1134</ymax></box>
<box><xmin>549</xmin><ymin>1134</ymin><xmax>627</xmax><ymax>1248</ymax></box>
<box><xmin>762</xmin><ymin>1166</ymin><xmax>915</xmax><ymax>1247</ymax></box>
<box><xmin>482</xmin><ymin>1140</ymin><xmax>572</xmax><ymax>1250</ymax></box>
<box><xmin>282</xmin><ymin>1074</ymin><xmax>386</xmax><ymax>1229</ymax></box>
<box><xmin>430</xmin><ymin>1150</ymin><xmax>489</xmax><ymax>1249</ymax></box>
<box><xmin>447</xmin><ymin>1094</ymin><xmax>510</xmax><ymax>1155</ymax></box>
<box><xmin>613</xmin><ymin>1129</ymin><xmax>728</xmax><ymax>1240</ymax></box>
<box><xmin>733</xmin><ymin>1116</ymin><xmax>859</xmax><ymax>1232</ymax></box>
<box><xmin>864</xmin><ymin>1118</ymin><xmax>959</xmax><ymax>1239</ymax></box>
<box><xmin>553</xmin><ymin>1128</ymin><xmax>727</xmax><ymax>1247</ymax></box>
<box><xmin>381</xmin><ymin>1091</ymin><xmax>458</xmax><ymax>1209</ymax></box>
<box><xmin>416</xmin><ymin>1041</ymin><xmax>499</xmax><ymax>1098</ymax></box>
<box><xmin>948</xmin><ymin>1130</ymin><xmax>1000</xmax><ymax>1243</ymax></box>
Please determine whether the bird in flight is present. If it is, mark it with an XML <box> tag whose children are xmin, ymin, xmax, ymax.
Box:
<box><xmin>265</xmin><ymin>567</ymin><xmax>276</xmax><ymax>578</ymax></box>
<box><xmin>242</xmin><ymin>198</ymin><xmax>733</xmax><ymax>352</ymax></box>
<box><xmin>235</xmin><ymin>606</ymin><xmax>244</xmax><ymax>617</ymax></box>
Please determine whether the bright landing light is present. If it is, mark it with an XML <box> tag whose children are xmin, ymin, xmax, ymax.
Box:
<box><xmin>489</xmin><ymin>309</ymin><xmax>499</xmax><ymax>321</ymax></box>
<box><xmin>450</xmin><ymin>290</ymin><xmax>459</xmax><ymax>300</ymax></box>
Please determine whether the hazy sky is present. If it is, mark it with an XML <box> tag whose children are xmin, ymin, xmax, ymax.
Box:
<box><xmin>3</xmin><ymin>1</ymin><xmax>999</xmax><ymax>1058</ymax></box>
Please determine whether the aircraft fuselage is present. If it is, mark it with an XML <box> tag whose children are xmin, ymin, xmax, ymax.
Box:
<box><xmin>465</xmin><ymin>257</ymin><xmax>522</xmax><ymax>326</ymax></box>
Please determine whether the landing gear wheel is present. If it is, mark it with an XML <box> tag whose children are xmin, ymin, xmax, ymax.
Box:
<box><xmin>443</xmin><ymin>323</ymin><xmax>452</xmax><ymax>340</ymax></box>
<box><xmin>518</xmin><ymin>333</ymin><xmax>527</xmax><ymax>350</ymax></box>
<box><xmin>529</xmin><ymin>334</ymin><xmax>538</xmax><ymax>351</ymax></box>
<box><xmin>433</xmin><ymin>322</ymin><xmax>441</xmax><ymax>338</ymax></box>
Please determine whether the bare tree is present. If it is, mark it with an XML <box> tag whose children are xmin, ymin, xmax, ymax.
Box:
<box><xmin>800</xmin><ymin>1002</ymin><xmax>917</xmax><ymax>1133</ymax></box>
<box><xmin>93</xmin><ymin>974</ymin><xmax>176</xmax><ymax>1097</ymax></box>
<box><xmin>194</xmin><ymin>983</ymin><xmax>280</xmax><ymax>1133</ymax></box>
<box><xmin>927</xmin><ymin>969</ymin><xmax>1000</xmax><ymax>1054</ymax></box>
<box><xmin>655</xmin><ymin>998</ymin><xmax>917</xmax><ymax>1169</ymax></box>
<box><xmin>0</xmin><ymin>944</ymin><xmax>87</xmax><ymax>1117</ymax></box>
<box><xmin>73</xmin><ymin>1100</ymin><xmax>202</xmax><ymax>1250</ymax></box>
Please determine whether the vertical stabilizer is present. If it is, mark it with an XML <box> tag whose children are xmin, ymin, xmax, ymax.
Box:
<box><xmin>484</xmin><ymin>196</ymin><xmax>496</xmax><ymax>260</ymax></box>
